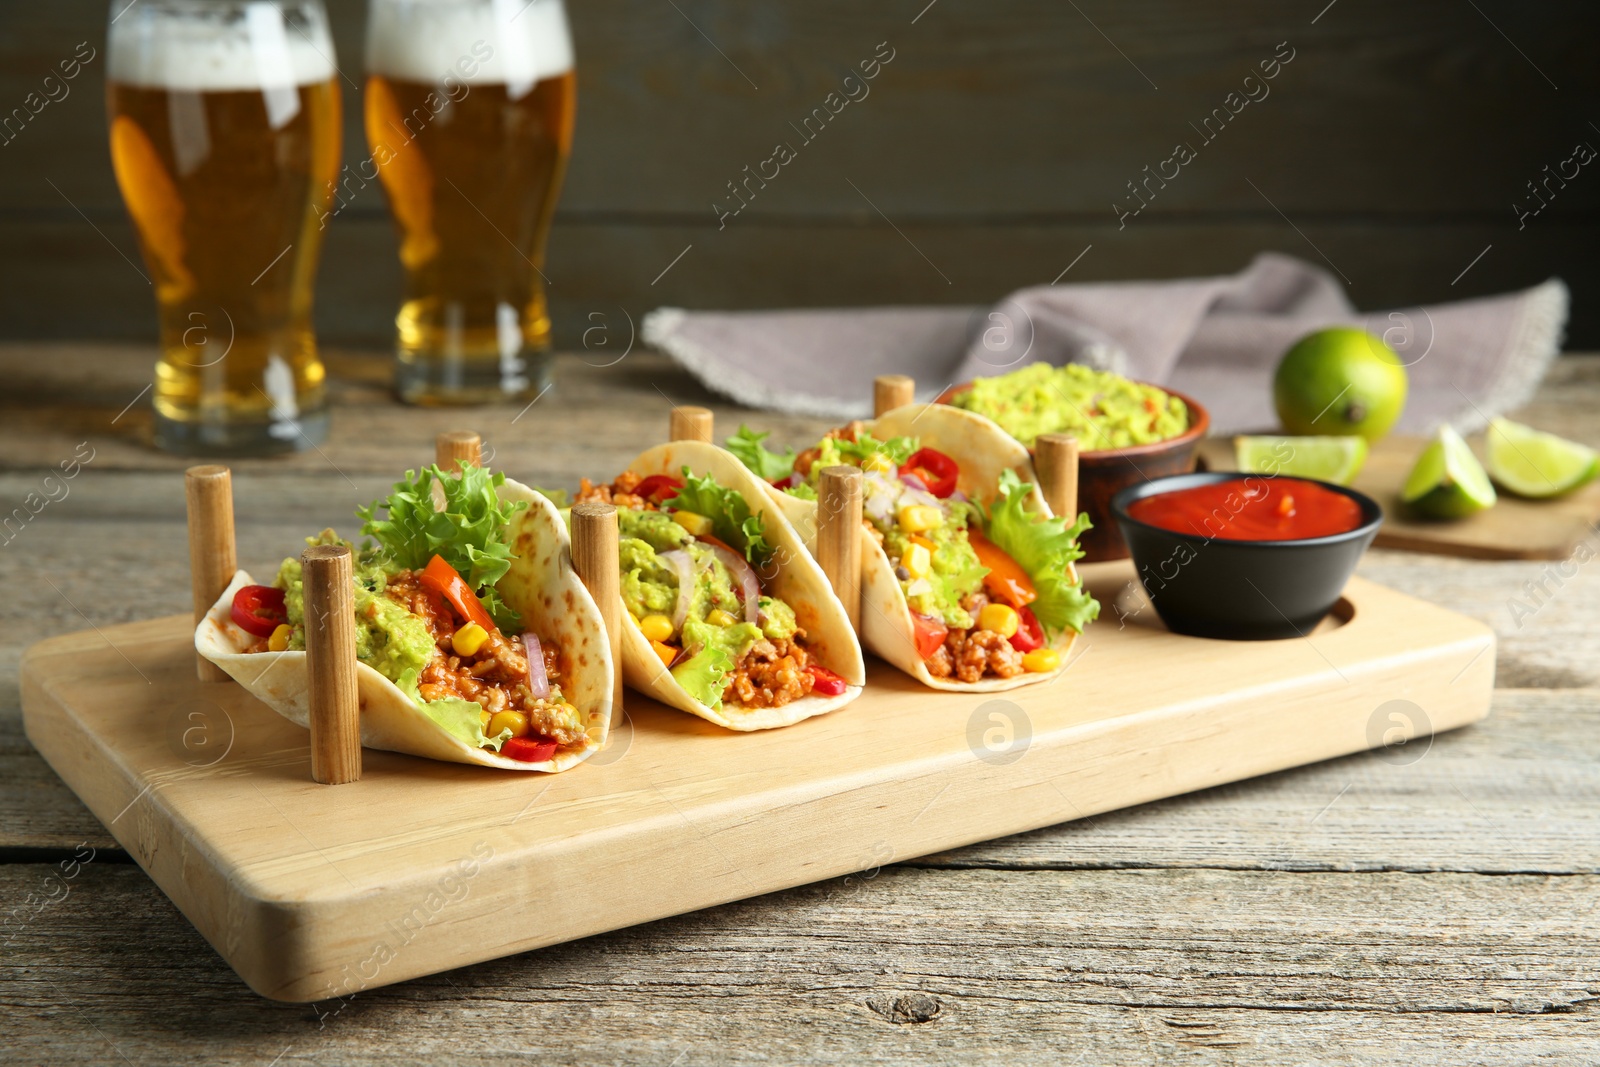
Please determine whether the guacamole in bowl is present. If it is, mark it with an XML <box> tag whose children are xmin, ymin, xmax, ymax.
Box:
<box><xmin>948</xmin><ymin>363</ymin><xmax>1190</xmax><ymax>451</ymax></box>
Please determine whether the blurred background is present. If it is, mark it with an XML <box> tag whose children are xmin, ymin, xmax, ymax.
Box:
<box><xmin>3</xmin><ymin>0</ymin><xmax>1596</xmax><ymax>350</ymax></box>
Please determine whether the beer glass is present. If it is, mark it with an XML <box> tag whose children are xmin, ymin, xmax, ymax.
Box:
<box><xmin>107</xmin><ymin>0</ymin><xmax>341</xmax><ymax>455</ymax></box>
<box><xmin>365</xmin><ymin>0</ymin><xmax>575</xmax><ymax>405</ymax></box>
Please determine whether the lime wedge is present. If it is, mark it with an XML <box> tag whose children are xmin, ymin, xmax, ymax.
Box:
<box><xmin>1402</xmin><ymin>425</ymin><xmax>1496</xmax><ymax>518</ymax></box>
<box><xmin>1485</xmin><ymin>417</ymin><xmax>1600</xmax><ymax>499</ymax></box>
<box><xmin>1235</xmin><ymin>435</ymin><xmax>1369</xmax><ymax>485</ymax></box>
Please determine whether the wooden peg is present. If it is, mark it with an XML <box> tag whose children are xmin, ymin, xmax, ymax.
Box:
<box><xmin>570</xmin><ymin>503</ymin><xmax>624</xmax><ymax>726</ymax></box>
<box><xmin>1035</xmin><ymin>434</ymin><xmax>1081</xmax><ymax>519</ymax></box>
<box><xmin>436</xmin><ymin>430</ymin><xmax>482</xmax><ymax>470</ymax></box>
<box><xmin>873</xmin><ymin>375</ymin><xmax>915</xmax><ymax>418</ymax></box>
<box><xmin>302</xmin><ymin>544</ymin><xmax>361</xmax><ymax>785</ymax></box>
<box><xmin>816</xmin><ymin>466</ymin><xmax>863</xmax><ymax>632</ymax></box>
<box><xmin>669</xmin><ymin>406</ymin><xmax>713</xmax><ymax>443</ymax></box>
<box><xmin>185</xmin><ymin>465</ymin><xmax>237</xmax><ymax>683</ymax></box>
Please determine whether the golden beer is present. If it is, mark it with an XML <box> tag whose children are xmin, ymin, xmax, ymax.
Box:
<box><xmin>107</xmin><ymin>1</ymin><xmax>340</xmax><ymax>454</ymax></box>
<box><xmin>365</xmin><ymin>0</ymin><xmax>575</xmax><ymax>405</ymax></box>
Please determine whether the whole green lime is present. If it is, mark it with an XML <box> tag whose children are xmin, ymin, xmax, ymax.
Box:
<box><xmin>1273</xmin><ymin>327</ymin><xmax>1408</xmax><ymax>441</ymax></box>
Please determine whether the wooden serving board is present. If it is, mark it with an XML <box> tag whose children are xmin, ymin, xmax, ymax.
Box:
<box><xmin>21</xmin><ymin>562</ymin><xmax>1494</xmax><ymax>1003</ymax></box>
<box><xmin>1198</xmin><ymin>436</ymin><xmax>1600</xmax><ymax>560</ymax></box>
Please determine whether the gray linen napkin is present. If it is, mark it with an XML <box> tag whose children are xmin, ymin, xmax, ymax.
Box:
<box><xmin>642</xmin><ymin>253</ymin><xmax>1568</xmax><ymax>434</ymax></box>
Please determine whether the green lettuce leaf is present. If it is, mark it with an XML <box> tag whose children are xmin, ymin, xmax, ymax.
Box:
<box><xmin>357</xmin><ymin>463</ymin><xmax>529</xmax><ymax>631</ymax></box>
<box><xmin>664</xmin><ymin>468</ymin><xmax>773</xmax><ymax>565</ymax></box>
<box><xmin>670</xmin><ymin>628</ymin><xmax>736</xmax><ymax>710</ymax></box>
<box><xmin>725</xmin><ymin>425</ymin><xmax>797</xmax><ymax>482</ymax></box>
<box><xmin>980</xmin><ymin>469</ymin><xmax>1100</xmax><ymax>640</ymax></box>
<box><xmin>830</xmin><ymin>431</ymin><xmax>918</xmax><ymax>467</ymax></box>
<box><xmin>390</xmin><ymin>665</ymin><xmax>512</xmax><ymax>751</ymax></box>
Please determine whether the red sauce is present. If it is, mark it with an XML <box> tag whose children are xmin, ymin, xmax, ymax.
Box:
<box><xmin>1128</xmin><ymin>477</ymin><xmax>1364</xmax><ymax>542</ymax></box>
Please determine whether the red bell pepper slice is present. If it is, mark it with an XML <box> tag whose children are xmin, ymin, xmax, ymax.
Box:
<box><xmin>806</xmin><ymin>664</ymin><xmax>848</xmax><ymax>696</ymax></box>
<box><xmin>231</xmin><ymin>585</ymin><xmax>287</xmax><ymax>638</ymax></box>
<box><xmin>632</xmin><ymin>474</ymin><xmax>685</xmax><ymax>505</ymax></box>
<box><xmin>419</xmin><ymin>554</ymin><xmax>498</xmax><ymax>634</ymax></box>
<box><xmin>900</xmin><ymin>447</ymin><xmax>959</xmax><ymax>498</ymax></box>
<box><xmin>501</xmin><ymin>736</ymin><xmax>559</xmax><ymax>763</ymax></box>
<box><xmin>1008</xmin><ymin>605</ymin><xmax>1044</xmax><ymax>653</ymax></box>
<box><xmin>968</xmin><ymin>529</ymin><xmax>1037</xmax><ymax>610</ymax></box>
<box><xmin>910</xmin><ymin>611</ymin><xmax>949</xmax><ymax>660</ymax></box>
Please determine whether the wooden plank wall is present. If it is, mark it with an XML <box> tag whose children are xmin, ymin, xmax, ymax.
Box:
<box><xmin>2</xmin><ymin>0</ymin><xmax>1596</xmax><ymax>351</ymax></box>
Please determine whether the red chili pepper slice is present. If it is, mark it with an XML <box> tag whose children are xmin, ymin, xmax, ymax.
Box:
<box><xmin>632</xmin><ymin>474</ymin><xmax>685</xmax><ymax>505</ymax></box>
<box><xmin>806</xmin><ymin>664</ymin><xmax>848</xmax><ymax>697</ymax></box>
<box><xmin>231</xmin><ymin>585</ymin><xmax>287</xmax><ymax>638</ymax></box>
<box><xmin>910</xmin><ymin>611</ymin><xmax>949</xmax><ymax>660</ymax></box>
<box><xmin>419</xmin><ymin>554</ymin><xmax>498</xmax><ymax>634</ymax></box>
<box><xmin>501</xmin><ymin>736</ymin><xmax>559</xmax><ymax>763</ymax></box>
<box><xmin>899</xmin><ymin>447</ymin><xmax>959</xmax><ymax>498</ymax></box>
<box><xmin>1008</xmin><ymin>606</ymin><xmax>1044</xmax><ymax>653</ymax></box>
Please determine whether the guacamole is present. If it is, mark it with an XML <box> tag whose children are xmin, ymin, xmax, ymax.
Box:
<box><xmin>951</xmin><ymin>363</ymin><xmax>1188</xmax><ymax>450</ymax></box>
<box><xmin>877</xmin><ymin>495</ymin><xmax>987</xmax><ymax>629</ymax></box>
<box><xmin>272</xmin><ymin>531</ymin><xmax>516</xmax><ymax>751</ymax></box>
<box><xmin>616</xmin><ymin>508</ymin><xmax>801</xmax><ymax>708</ymax></box>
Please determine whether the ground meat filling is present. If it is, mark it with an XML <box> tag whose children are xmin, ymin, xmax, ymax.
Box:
<box><xmin>575</xmin><ymin>470</ymin><xmax>653</xmax><ymax>511</ymax></box>
<box><xmin>580</xmin><ymin>469</ymin><xmax>826</xmax><ymax>711</ymax></box>
<box><xmin>922</xmin><ymin>592</ymin><xmax>1024</xmax><ymax>683</ymax></box>
<box><xmin>724</xmin><ymin>636</ymin><xmax>815</xmax><ymax>709</ymax></box>
<box><xmin>385</xmin><ymin>571</ymin><xmax>585</xmax><ymax>747</ymax></box>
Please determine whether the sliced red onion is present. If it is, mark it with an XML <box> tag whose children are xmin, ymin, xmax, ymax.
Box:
<box><xmin>862</xmin><ymin>470</ymin><xmax>903</xmax><ymax>525</ymax></box>
<box><xmin>900</xmin><ymin>471</ymin><xmax>930</xmax><ymax>493</ymax></box>
<box><xmin>522</xmin><ymin>632</ymin><xmax>550</xmax><ymax>700</ymax></box>
<box><xmin>659</xmin><ymin>549</ymin><xmax>694</xmax><ymax>631</ymax></box>
<box><xmin>898</xmin><ymin>483</ymin><xmax>944</xmax><ymax>511</ymax></box>
<box><xmin>947</xmin><ymin>489</ymin><xmax>969</xmax><ymax>504</ymax></box>
<box><xmin>704</xmin><ymin>541</ymin><xmax>762</xmax><ymax>624</ymax></box>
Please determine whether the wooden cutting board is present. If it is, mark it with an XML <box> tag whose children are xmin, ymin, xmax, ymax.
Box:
<box><xmin>21</xmin><ymin>561</ymin><xmax>1494</xmax><ymax>1002</ymax></box>
<box><xmin>1198</xmin><ymin>435</ymin><xmax>1600</xmax><ymax>560</ymax></box>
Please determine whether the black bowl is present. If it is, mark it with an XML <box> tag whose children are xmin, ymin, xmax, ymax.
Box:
<box><xmin>1109</xmin><ymin>472</ymin><xmax>1383</xmax><ymax>641</ymax></box>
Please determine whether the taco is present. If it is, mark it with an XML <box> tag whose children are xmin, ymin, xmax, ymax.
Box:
<box><xmin>572</xmin><ymin>440</ymin><xmax>864</xmax><ymax>730</ymax></box>
<box><xmin>726</xmin><ymin>404</ymin><xmax>1100</xmax><ymax>691</ymax></box>
<box><xmin>196</xmin><ymin>463</ymin><xmax>613</xmax><ymax>771</ymax></box>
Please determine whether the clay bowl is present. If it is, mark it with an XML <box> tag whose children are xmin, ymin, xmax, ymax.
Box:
<box><xmin>936</xmin><ymin>381</ymin><xmax>1211</xmax><ymax>562</ymax></box>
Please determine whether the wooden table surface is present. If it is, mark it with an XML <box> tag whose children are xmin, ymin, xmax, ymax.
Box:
<box><xmin>4</xmin><ymin>345</ymin><xmax>1598</xmax><ymax>1065</ymax></box>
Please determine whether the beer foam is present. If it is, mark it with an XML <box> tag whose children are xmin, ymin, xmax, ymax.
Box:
<box><xmin>366</xmin><ymin>0</ymin><xmax>573</xmax><ymax>92</ymax></box>
<box><xmin>109</xmin><ymin>7</ymin><xmax>337</xmax><ymax>90</ymax></box>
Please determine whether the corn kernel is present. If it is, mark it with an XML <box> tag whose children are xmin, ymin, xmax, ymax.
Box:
<box><xmin>978</xmin><ymin>602</ymin><xmax>1020</xmax><ymax>638</ymax></box>
<box><xmin>487</xmin><ymin>710</ymin><xmax>530</xmax><ymax>739</ymax></box>
<box><xmin>707</xmin><ymin>607</ymin><xmax>738</xmax><ymax>627</ymax></box>
<box><xmin>898</xmin><ymin>504</ymin><xmax>942</xmax><ymax>533</ymax></box>
<box><xmin>1022</xmin><ymin>648</ymin><xmax>1061</xmax><ymax>673</ymax></box>
<box><xmin>267</xmin><ymin>624</ymin><xmax>293</xmax><ymax>652</ymax></box>
<box><xmin>452</xmin><ymin>621</ymin><xmax>489</xmax><ymax>657</ymax></box>
<box><xmin>639</xmin><ymin>613</ymin><xmax>675</xmax><ymax>643</ymax></box>
<box><xmin>672</xmin><ymin>510</ymin><xmax>714</xmax><ymax>537</ymax></box>
<box><xmin>652</xmin><ymin>640</ymin><xmax>678</xmax><ymax>669</ymax></box>
<box><xmin>902</xmin><ymin>543</ymin><xmax>931</xmax><ymax>578</ymax></box>
<box><xmin>861</xmin><ymin>452</ymin><xmax>895</xmax><ymax>473</ymax></box>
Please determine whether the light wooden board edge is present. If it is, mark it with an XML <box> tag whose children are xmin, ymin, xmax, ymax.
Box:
<box><xmin>20</xmin><ymin>580</ymin><xmax>1495</xmax><ymax>1003</ymax></box>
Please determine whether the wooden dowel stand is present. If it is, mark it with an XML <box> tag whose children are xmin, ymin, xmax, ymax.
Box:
<box><xmin>669</xmin><ymin>405</ymin><xmax>713</xmax><ymax>443</ymax></box>
<box><xmin>185</xmin><ymin>465</ymin><xmax>237</xmax><ymax>683</ymax></box>
<box><xmin>1034</xmin><ymin>434</ymin><xmax>1081</xmax><ymax>519</ymax></box>
<box><xmin>816</xmin><ymin>466</ymin><xmax>863</xmax><ymax>632</ymax></box>
<box><xmin>873</xmin><ymin>375</ymin><xmax>915</xmax><ymax>418</ymax></box>
<box><xmin>436</xmin><ymin>430</ymin><xmax>482</xmax><ymax>469</ymax></box>
<box><xmin>570</xmin><ymin>503</ymin><xmax>624</xmax><ymax>728</ymax></box>
<box><xmin>302</xmin><ymin>544</ymin><xmax>362</xmax><ymax>785</ymax></box>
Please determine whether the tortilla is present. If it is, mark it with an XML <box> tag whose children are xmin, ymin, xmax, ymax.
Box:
<box><xmin>196</xmin><ymin>481</ymin><xmax>614</xmax><ymax>772</ymax></box>
<box><xmin>765</xmin><ymin>404</ymin><xmax>1082</xmax><ymax>692</ymax></box>
<box><xmin>614</xmin><ymin>440</ymin><xmax>865</xmax><ymax>730</ymax></box>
